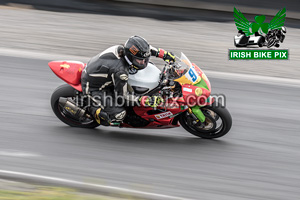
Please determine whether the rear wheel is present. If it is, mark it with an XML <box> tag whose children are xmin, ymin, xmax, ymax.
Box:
<box><xmin>51</xmin><ymin>84</ymin><xmax>99</xmax><ymax>128</ymax></box>
<box><xmin>179</xmin><ymin>102</ymin><xmax>232</xmax><ymax>139</ymax></box>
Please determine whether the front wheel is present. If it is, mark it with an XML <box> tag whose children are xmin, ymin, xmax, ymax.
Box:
<box><xmin>179</xmin><ymin>102</ymin><xmax>232</xmax><ymax>139</ymax></box>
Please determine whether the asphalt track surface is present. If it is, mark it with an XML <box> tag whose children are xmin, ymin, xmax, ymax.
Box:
<box><xmin>0</xmin><ymin>54</ymin><xmax>300</xmax><ymax>200</ymax></box>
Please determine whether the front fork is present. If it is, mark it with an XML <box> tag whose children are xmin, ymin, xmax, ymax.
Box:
<box><xmin>190</xmin><ymin>105</ymin><xmax>206</xmax><ymax>122</ymax></box>
<box><xmin>188</xmin><ymin>96</ymin><xmax>214</xmax><ymax>123</ymax></box>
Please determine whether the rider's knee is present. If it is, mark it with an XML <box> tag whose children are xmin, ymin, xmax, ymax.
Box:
<box><xmin>113</xmin><ymin>110</ymin><xmax>126</xmax><ymax>122</ymax></box>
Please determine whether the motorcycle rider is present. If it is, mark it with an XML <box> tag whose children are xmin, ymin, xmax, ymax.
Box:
<box><xmin>266</xmin><ymin>26</ymin><xmax>286</xmax><ymax>48</ymax></box>
<box><xmin>81</xmin><ymin>35</ymin><xmax>175</xmax><ymax>126</ymax></box>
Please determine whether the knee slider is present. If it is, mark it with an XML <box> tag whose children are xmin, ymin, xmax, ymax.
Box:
<box><xmin>114</xmin><ymin>110</ymin><xmax>126</xmax><ymax>121</ymax></box>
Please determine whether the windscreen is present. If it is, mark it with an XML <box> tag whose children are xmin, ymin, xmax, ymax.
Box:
<box><xmin>169</xmin><ymin>52</ymin><xmax>191</xmax><ymax>80</ymax></box>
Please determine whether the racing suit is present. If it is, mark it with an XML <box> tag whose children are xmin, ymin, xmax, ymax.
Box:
<box><xmin>81</xmin><ymin>45</ymin><xmax>164</xmax><ymax>125</ymax></box>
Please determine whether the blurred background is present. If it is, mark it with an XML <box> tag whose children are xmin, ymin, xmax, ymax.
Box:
<box><xmin>1</xmin><ymin>0</ymin><xmax>300</xmax><ymax>77</ymax></box>
<box><xmin>0</xmin><ymin>0</ymin><xmax>299</xmax><ymax>199</ymax></box>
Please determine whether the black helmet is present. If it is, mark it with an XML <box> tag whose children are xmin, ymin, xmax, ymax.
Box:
<box><xmin>124</xmin><ymin>36</ymin><xmax>150</xmax><ymax>70</ymax></box>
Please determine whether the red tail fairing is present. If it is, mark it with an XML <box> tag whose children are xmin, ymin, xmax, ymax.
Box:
<box><xmin>48</xmin><ymin>61</ymin><xmax>85</xmax><ymax>91</ymax></box>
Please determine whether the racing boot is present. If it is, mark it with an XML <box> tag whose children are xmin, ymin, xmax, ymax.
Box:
<box><xmin>94</xmin><ymin>108</ymin><xmax>111</xmax><ymax>126</ymax></box>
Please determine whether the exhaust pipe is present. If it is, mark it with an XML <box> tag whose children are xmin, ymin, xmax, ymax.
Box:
<box><xmin>59</xmin><ymin>98</ymin><xmax>85</xmax><ymax>118</ymax></box>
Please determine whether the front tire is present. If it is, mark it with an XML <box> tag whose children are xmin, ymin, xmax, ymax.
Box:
<box><xmin>179</xmin><ymin>102</ymin><xmax>232</xmax><ymax>139</ymax></box>
<box><xmin>51</xmin><ymin>84</ymin><xmax>99</xmax><ymax>128</ymax></box>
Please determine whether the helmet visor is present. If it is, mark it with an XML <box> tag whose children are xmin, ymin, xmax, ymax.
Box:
<box><xmin>132</xmin><ymin>56</ymin><xmax>149</xmax><ymax>69</ymax></box>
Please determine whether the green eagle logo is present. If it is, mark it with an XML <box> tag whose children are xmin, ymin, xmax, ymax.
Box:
<box><xmin>234</xmin><ymin>7</ymin><xmax>286</xmax><ymax>36</ymax></box>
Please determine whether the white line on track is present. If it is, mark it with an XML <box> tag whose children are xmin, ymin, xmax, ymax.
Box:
<box><xmin>1</xmin><ymin>47</ymin><xmax>300</xmax><ymax>87</ymax></box>
<box><xmin>0</xmin><ymin>47</ymin><xmax>89</xmax><ymax>62</ymax></box>
<box><xmin>205</xmin><ymin>70</ymin><xmax>300</xmax><ymax>88</ymax></box>
<box><xmin>0</xmin><ymin>150</ymin><xmax>40</xmax><ymax>157</ymax></box>
<box><xmin>0</xmin><ymin>170</ymin><xmax>195</xmax><ymax>200</ymax></box>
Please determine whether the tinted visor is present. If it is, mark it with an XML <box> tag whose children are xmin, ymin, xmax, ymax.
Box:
<box><xmin>132</xmin><ymin>56</ymin><xmax>149</xmax><ymax>69</ymax></box>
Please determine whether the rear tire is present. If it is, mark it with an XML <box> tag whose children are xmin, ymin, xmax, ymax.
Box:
<box><xmin>179</xmin><ymin>102</ymin><xmax>232</xmax><ymax>139</ymax></box>
<box><xmin>51</xmin><ymin>84</ymin><xmax>99</xmax><ymax>128</ymax></box>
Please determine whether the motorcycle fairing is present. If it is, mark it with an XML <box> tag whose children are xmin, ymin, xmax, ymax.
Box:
<box><xmin>172</xmin><ymin>54</ymin><xmax>214</xmax><ymax>123</ymax></box>
<box><xmin>69</xmin><ymin>83</ymin><xmax>83</xmax><ymax>92</ymax></box>
<box><xmin>128</xmin><ymin>62</ymin><xmax>161</xmax><ymax>94</ymax></box>
<box><xmin>48</xmin><ymin>61</ymin><xmax>85</xmax><ymax>91</ymax></box>
<box><xmin>192</xmin><ymin>63</ymin><xmax>211</xmax><ymax>92</ymax></box>
<box><xmin>178</xmin><ymin>63</ymin><xmax>212</xmax><ymax>106</ymax></box>
<box><xmin>120</xmin><ymin>104</ymin><xmax>187</xmax><ymax>129</ymax></box>
<box><xmin>181</xmin><ymin>84</ymin><xmax>212</xmax><ymax>105</ymax></box>
<box><xmin>174</xmin><ymin>66</ymin><xmax>201</xmax><ymax>85</ymax></box>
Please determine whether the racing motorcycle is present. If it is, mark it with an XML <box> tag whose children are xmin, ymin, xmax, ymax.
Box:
<box><xmin>49</xmin><ymin>53</ymin><xmax>232</xmax><ymax>139</ymax></box>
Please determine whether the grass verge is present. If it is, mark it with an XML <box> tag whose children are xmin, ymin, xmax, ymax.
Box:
<box><xmin>0</xmin><ymin>185</ymin><xmax>136</xmax><ymax>200</ymax></box>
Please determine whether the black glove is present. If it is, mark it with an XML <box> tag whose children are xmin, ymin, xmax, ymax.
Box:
<box><xmin>157</xmin><ymin>48</ymin><xmax>176</xmax><ymax>63</ymax></box>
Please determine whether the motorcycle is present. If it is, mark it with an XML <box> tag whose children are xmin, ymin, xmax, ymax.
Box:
<box><xmin>234</xmin><ymin>30</ymin><xmax>265</xmax><ymax>48</ymax></box>
<box><xmin>49</xmin><ymin>53</ymin><xmax>232</xmax><ymax>139</ymax></box>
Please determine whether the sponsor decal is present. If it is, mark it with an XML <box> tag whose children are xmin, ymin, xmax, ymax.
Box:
<box><xmin>155</xmin><ymin>111</ymin><xmax>173</xmax><ymax>119</ymax></box>
<box><xmin>183</xmin><ymin>87</ymin><xmax>192</xmax><ymax>93</ymax></box>
<box><xmin>188</xmin><ymin>68</ymin><xmax>198</xmax><ymax>82</ymax></box>
<box><xmin>129</xmin><ymin>45</ymin><xmax>139</xmax><ymax>55</ymax></box>
<box><xmin>193</xmin><ymin>65</ymin><xmax>202</xmax><ymax>76</ymax></box>
<box><xmin>195</xmin><ymin>88</ymin><xmax>203</xmax><ymax>96</ymax></box>
<box><xmin>60</xmin><ymin>64</ymin><xmax>70</xmax><ymax>69</ymax></box>
<box><xmin>65</xmin><ymin>106</ymin><xmax>76</xmax><ymax>114</ymax></box>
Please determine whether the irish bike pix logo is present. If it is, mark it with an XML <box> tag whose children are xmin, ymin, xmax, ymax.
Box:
<box><xmin>229</xmin><ymin>7</ymin><xmax>288</xmax><ymax>60</ymax></box>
